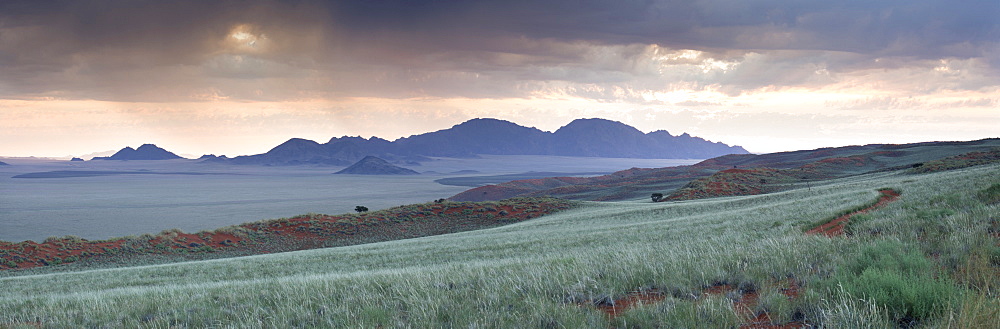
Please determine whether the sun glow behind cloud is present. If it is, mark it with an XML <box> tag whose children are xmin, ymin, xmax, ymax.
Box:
<box><xmin>225</xmin><ymin>24</ymin><xmax>268</xmax><ymax>53</ymax></box>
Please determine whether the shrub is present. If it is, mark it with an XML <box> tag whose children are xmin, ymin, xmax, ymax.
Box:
<box><xmin>845</xmin><ymin>268</ymin><xmax>956</xmax><ymax>323</ymax></box>
<box><xmin>824</xmin><ymin>240</ymin><xmax>960</xmax><ymax>324</ymax></box>
<box><xmin>977</xmin><ymin>183</ymin><xmax>1000</xmax><ymax>204</ymax></box>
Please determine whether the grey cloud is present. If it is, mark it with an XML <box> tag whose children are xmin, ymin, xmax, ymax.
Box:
<box><xmin>828</xmin><ymin>95</ymin><xmax>999</xmax><ymax>112</ymax></box>
<box><xmin>0</xmin><ymin>0</ymin><xmax>997</xmax><ymax>101</ymax></box>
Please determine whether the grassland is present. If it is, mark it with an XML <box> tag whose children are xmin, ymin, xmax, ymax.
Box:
<box><xmin>1</xmin><ymin>163</ymin><xmax>998</xmax><ymax>328</ymax></box>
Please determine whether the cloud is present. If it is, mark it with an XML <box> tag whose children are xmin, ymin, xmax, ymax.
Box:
<box><xmin>0</xmin><ymin>0</ymin><xmax>996</xmax><ymax>103</ymax></box>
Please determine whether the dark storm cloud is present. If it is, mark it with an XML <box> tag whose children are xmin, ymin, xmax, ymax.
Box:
<box><xmin>0</xmin><ymin>0</ymin><xmax>996</xmax><ymax>101</ymax></box>
<box><xmin>323</xmin><ymin>0</ymin><xmax>998</xmax><ymax>56</ymax></box>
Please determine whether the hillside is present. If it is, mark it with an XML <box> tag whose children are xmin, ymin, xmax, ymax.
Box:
<box><xmin>221</xmin><ymin>118</ymin><xmax>748</xmax><ymax>166</ymax></box>
<box><xmin>334</xmin><ymin>156</ymin><xmax>420</xmax><ymax>175</ymax></box>
<box><xmin>449</xmin><ymin>138</ymin><xmax>1000</xmax><ymax>201</ymax></box>
<box><xmin>91</xmin><ymin>144</ymin><xmax>183</xmax><ymax>160</ymax></box>
<box><xmin>0</xmin><ymin>198</ymin><xmax>573</xmax><ymax>271</ymax></box>
<box><xmin>2</xmin><ymin>160</ymin><xmax>996</xmax><ymax>328</ymax></box>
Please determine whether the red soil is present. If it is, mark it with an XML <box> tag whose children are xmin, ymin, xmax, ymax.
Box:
<box><xmin>664</xmin><ymin>168</ymin><xmax>792</xmax><ymax>201</ymax></box>
<box><xmin>913</xmin><ymin>149</ymin><xmax>1000</xmax><ymax>173</ymax></box>
<box><xmin>806</xmin><ymin>189</ymin><xmax>900</xmax><ymax>237</ymax></box>
<box><xmin>702</xmin><ymin>281</ymin><xmax>807</xmax><ymax>329</ymax></box>
<box><xmin>587</xmin><ymin>280</ymin><xmax>804</xmax><ymax>327</ymax></box>
<box><xmin>148</xmin><ymin>231</ymin><xmax>245</xmax><ymax>251</ymax></box>
<box><xmin>815</xmin><ymin>156</ymin><xmax>869</xmax><ymax>166</ymax></box>
<box><xmin>594</xmin><ymin>289</ymin><xmax>667</xmax><ymax>317</ymax></box>
<box><xmin>0</xmin><ymin>238</ymin><xmax>125</xmax><ymax>270</ymax></box>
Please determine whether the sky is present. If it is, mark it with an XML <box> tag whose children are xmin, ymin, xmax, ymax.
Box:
<box><xmin>1</xmin><ymin>0</ymin><xmax>997</xmax><ymax>158</ymax></box>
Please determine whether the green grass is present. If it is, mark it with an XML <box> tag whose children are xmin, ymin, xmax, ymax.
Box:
<box><xmin>1</xmin><ymin>164</ymin><xmax>998</xmax><ymax>328</ymax></box>
<box><xmin>816</xmin><ymin>240</ymin><xmax>960</xmax><ymax>323</ymax></box>
<box><xmin>978</xmin><ymin>182</ymin><xmax>1000</xmax><ymax>204</ymax></box>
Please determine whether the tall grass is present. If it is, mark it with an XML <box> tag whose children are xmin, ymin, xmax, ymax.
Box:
<box><xmin>1</xmin><ymin>164</ymin><xmax>997</xmax><ymax>328</ymax></box>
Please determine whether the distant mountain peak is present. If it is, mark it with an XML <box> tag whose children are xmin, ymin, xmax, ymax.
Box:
<box><xmin>556</xmin><ymin>118</ymin><xmax>643</xmax><ymax>135</ymax></box>
<box><xmin>334</xmin><ymin>156</ymin><xmax>420</xmax><ymax>175</ymax></box>
<box><xmin>461</xmin><ymin>117</ymin><xmax>514</xmax><ymax>124</ymax></box>
<box><xmin>649</xmin><ymin>130</ymin><xmax>672</xmax><ymax>136</ymax></box>
<box><xmin>92</xmin><ymin>144</ymin><xmax>183</xmax><ymax>160</ymax></box>
<box><xmin>450</xmin><ymin>118</ymin><xmax>526</xmax><ymax>130</ymax></box>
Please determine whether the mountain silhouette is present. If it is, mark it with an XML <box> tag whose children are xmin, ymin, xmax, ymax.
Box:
<box><xmin>220</xmin><ymin>118</ymin><xmax>748</xmax><ymax>166</ymax></box>
<box><xmin>334</xmin><ymin>156</ymin><xmax>420</xmax><ymax>175</ymax></box>
<box><xmin>92</xmin><ymin>144</ymin><xmax>184</xmax><ymax>160</ymax></box>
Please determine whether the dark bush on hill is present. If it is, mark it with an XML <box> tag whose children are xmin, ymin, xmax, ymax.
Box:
<box><xmin>977</xmin><ymin>183</ymin><xmax>1000</xmax><ymax>204</ymax></box>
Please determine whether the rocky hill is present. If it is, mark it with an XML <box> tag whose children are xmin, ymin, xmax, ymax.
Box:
<box><xmin>91</xmin><ymin>144</ymin><xmax>184</xmax><ymax>160</ymax></box>
<box><xmin>334</xmin><ymin>156</ymin><xmax>420</xmax><ymax>175</ymax></box>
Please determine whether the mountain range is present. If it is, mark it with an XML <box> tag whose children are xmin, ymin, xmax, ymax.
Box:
<box><xmin>216</xmin><ymin>118</ymin><xmax>748</xmax><ymax>166</ymax></box>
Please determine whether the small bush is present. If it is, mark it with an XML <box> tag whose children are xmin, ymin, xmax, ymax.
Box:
<box><xmin>824</xmin><ymin>241</ymin><xmax>960</xmax><ymax>323</ymax></box>
<box><xmin>846</xmin><ymin>268</ymin><xmax>956</xmax><ymax>323</ymax></box>
<box><xmin>977</xmin><ymin>183</ymin><xmax>1000</xmax><ymax>204</ymax></box>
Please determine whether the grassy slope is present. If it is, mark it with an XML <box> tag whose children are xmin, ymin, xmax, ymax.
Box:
<box><xmin>0</xmin><ymin>198</ymin><xmax>574</xmax><ymax>272</ymax></box>
<box><xmin>449</xmin><ymin>138</ymin><xmax>1000</xmax><ymax>202</ymax></box>
<box><xmin>1</xmin><ymin>164</ymin><xmax>998</xmax><ymax>328</ymax></box>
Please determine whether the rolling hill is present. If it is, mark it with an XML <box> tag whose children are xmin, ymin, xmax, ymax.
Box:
<box><xmin>449</xmin><ymin>138</ymin><xmax>1000</xmax><ymax>202</ymax></box>
<box><xmin>334</xmin><ymin>156</ymin><xmax>420</xmax><ymax>175</ymax></box>
<box><xmin>2</xmin><ymin>157</ymin><xmax>997</xmax><ymax>328</ymax></box>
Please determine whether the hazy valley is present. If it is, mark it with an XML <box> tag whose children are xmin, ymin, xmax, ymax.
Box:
<box><xmin>0</xmin><ymin>154</ymin><xmax>695</xmax><ymax>242</ymax></box>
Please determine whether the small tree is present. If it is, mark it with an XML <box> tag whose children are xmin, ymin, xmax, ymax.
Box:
<box><xmin>651</xmin><ymin>193</ymin><xmax>664</xmax><ymax>202</ymax></box>
<box><xmin>354</xmin><ymin>206</ymin><xmax>369</xmax><ymax>213</ymax></box>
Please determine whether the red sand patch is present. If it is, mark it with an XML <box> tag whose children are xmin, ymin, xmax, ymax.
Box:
<box><xmin>587</xmin><ymin>280</ymin><xmax>805</xmax><ymax>327</ymax></box>
<box><xmin>0</xmin><ymin>238</ymin><xmax>126</xmax><ymax>270</ymax></box>
<box><xmin>594</xmin><ymin>289</ymin><xmax>667</xmax><ymax>317</ymax></box>
<box><xmin>664</xmin><ymin>168</ymin><xmax>794</xmax><ymax>201</ymax></box>
<box><xmin>806</xmin><ymin>189</ymin><xmax>900</xmax><ymax>237</ymax></box>
<box><xmin>702</xmin><ymin>281</ymin><xmax>807</xmax><ymax>329</ymax></box>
